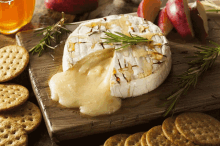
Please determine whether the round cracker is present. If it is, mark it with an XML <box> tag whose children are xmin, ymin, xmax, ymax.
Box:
<box><xmin>124</xmin><ymin>132</ymin><xmax>144</xmax><ymax>146</ymax></box>
<box><xmin>141</xmin><ymin>131</ymin><xmax>148</xmax><ymax>146</ymax></box>
<box><xmin>146</xmin><ymin>125</ymin><xmax>176</xmax><ymax>146</ymax></box>
<box><xmin>0</xmin><ymin>45</ymin><xmax>29</xmax><ymax>82</ymax></box>
<box><xmin>0</xmin><ymin>101</ymin><xmax>42</xmax><ymax>134</ymax></box>
<box><xmin>0</xmin><ymin>84</ymin><xmax>29</xmax><ymax>112</ymax></box>
<box><xmin>104</xmin><ymin>134</ymin><xmax>129</xmax><ymax>146</ymax></box>
<box><xmin>0</xmin><ymin>120</ymin><xmax>28</xmax><ymax>146</ymax></box>
<box><xmin>162</xmin><ymin>117</ymin><xmax>195</xmax><ymax>146</ymax></box>
<box><xmin>175</xmin><ymin>112</ymin><xmax>220</xmax><ymax>145</ymax></box>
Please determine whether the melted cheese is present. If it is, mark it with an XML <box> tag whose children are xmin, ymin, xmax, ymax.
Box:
<box><xmin>49</xmin><ymin>48</ymin><xmax>121</xmax><ymax>116</ymax></box>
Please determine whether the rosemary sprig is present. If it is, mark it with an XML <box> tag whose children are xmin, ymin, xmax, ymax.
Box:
<box><xmin>29</xmin><ymin>12</ymin><xmax>72</xmax><ymax>56</ymax></box>
<box><xmin>163</xmin><ymin>41</ymin><xmax>220</xmax><ymax>117</ymax></box>
<box><xmin>102</xmin><ymin>31</ymin><xmax>152</xmax><ymax>50</ymax></box>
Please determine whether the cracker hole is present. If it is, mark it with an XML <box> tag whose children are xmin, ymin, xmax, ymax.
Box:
<box><xmin>3</xmin><ymin>134</ymin><xmax>8</xmax><ymax>138</ymax></box>
<box><xmin>8</xmin><ymin>141</ymin><xmax>13</xmax><ymax>144</ymax></box>
<box><xmin>15</xmin><ymin>137</ymin><xmax>20</xmax><ymax>140</ymax></box>
<box><xmin>0</xmin><ymin>129</ymin><xmax>4</xmax><ymax>132</ymax></box>
<box><xmin>28</xmin><ymin>118</ymin><xmax>33</xmax><ymax>122</ymax></box>
<box><xmin>11</xmin><ymin>131</ymin><xmax>16</xmax><ymax>134</ymax></box>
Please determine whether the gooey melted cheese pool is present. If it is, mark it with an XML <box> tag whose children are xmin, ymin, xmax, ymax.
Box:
<box><xmin>49</xmin><ymin>48</ymin><xmax>121</xmax><ymax>116</ymax></box>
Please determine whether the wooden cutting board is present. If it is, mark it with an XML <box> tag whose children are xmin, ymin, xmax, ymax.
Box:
<box><xmin>16</xmin><ymin>12</ymin><xmax>220</xmax><ymax>142</ymax></box>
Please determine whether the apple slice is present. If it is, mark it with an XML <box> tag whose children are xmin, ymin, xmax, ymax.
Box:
<box><xmin>157</xmin><ymin>7</ymin><xmax>174</xmax><ymax>36</ymax></box>
<box><xmin>137</xmin><ymin>0</ymin><xmax>161</xmax><ymax>23</ymax></box>
<box><xmin>166</xmin><ymin>0</ymin><xmax>194</xmax><ymax>40</ymax></box>
<box><xmin>45</xmin><ymin>0</ymin><xmax>98</xmax><ymax>14</ymax></box>
<box><xmin>190</xmin><ymin>0</ymin><xmax>209</xmax><ymax>43</ymax></box>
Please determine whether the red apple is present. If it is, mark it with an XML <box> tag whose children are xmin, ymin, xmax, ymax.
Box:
<box><xmin>137</xmin><ymin>0</ymin><xmax>161</xmax><ymax>23</ymax></box>
<box><xmin>166</xmin><ymin>0</ymin><xmax>194</xmax><ymax>40</ymax></box>
<box><xmin>45</xmin><ymin>0</ymin><xmax>98</xmax><ymax>15</ymax></box>
<box><xmin>190</xmin><ymin>0</ymin><xmax>209</xmax><ymax>43</ymax></box>
<box><xmin>157</xmin><ymin>7</ymin><xmax>174</xmax><ymax>36</ymax></box>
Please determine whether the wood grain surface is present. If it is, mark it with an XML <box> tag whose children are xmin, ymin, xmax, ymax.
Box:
<box><xmin>15</xmin><ymin>11</ymin><xmax>220</xmax><ymax>142</ymax></box>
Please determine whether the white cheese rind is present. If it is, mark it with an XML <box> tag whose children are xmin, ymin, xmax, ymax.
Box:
<box><xmin>62</xmin><ymin>14</ymin><xmax>171</xmax><ymax>98</ymax></box>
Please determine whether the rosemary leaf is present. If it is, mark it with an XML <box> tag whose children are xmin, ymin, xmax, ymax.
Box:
<box><xmin>163</xmin><ymin>41</ymin><xmax>220</xmax><ymax>117</ymax></box>
<box><xmin>206</xmin><ymin>9</ymin><xmax>220</xmax><ymax>12</ymax></box>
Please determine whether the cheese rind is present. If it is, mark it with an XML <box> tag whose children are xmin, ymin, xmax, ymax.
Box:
<box><xmin>62</xmin><ymin>14</ymin><xmax>171</xmax><ymax>98</ymax></box>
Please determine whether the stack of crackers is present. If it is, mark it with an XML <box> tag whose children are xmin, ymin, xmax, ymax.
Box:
<box><xmin>103</xmin><ymin>112</ymin><xmax>220</xmax><ymax>146</ymax></box>
<box><xmin>0</xmin><ymin>45</ymin><xmax>42</xmax><ymax>146</ymax></box>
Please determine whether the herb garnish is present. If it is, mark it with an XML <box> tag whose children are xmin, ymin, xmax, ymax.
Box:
<box><xmin>163</xmin><ymin>41</ymin><xmax>220</xmax><ymax>117</ymax></box>
<box><xmin>29</xmin><ymin>12</ymin><xmax>71</xmax><ymax>56</ymax></box>
<box><xmin>206</xmin><ymin>9</ymin><xmax>220</xmax><ymax>12</ymax></box>
<box><xmin>102</xmin><ymin>31</ymin><xmax>152</xmax><ymax>50</ymax></box>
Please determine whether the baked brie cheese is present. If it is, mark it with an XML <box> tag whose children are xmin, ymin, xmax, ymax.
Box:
<box><xmin>49</xmin><ymin>14</ymin><xmax>171</xmax><ymax>116</ymax></box>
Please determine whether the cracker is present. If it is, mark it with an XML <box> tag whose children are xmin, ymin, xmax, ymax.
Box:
<box><xmin>141</xmin><ymin>131</ymin><xmax>148</xmax><ymax>146</ymax></box>
<box><xmin>0</xmin><ymin>120</ymin><xmax>28</xmax><ymax>146</ymax></box>
<box><xmin>0</xmin><ymin>84</ymin><xmax>29</xmax><ymax>112</ymax></box>
<box><xmin>175</xmin><ymin>112</ymin><xmax>220</xmax><ymax>145</ymax></box>
<box><xmin>146</xmin><ymin>125</ymin><xmax>176</xmax><ymax>146</ymax></box>
<box><xmin>124</xmin><ymin>132</ymin><xmax>144</xmax><ymax>146</ymax></box>
<box><xmin>104</xmin><ymin>134</ymin><xmax>129</xmax><ymax>146</ymax></box>
<box><xmin>0</xmin><ymin>45</ymin><xmax>29</xmax><ymax>82</ymax></box>
<box><xmin>162</xmin><ymin>117</ymin><xmax>195</xmax><ymax>146</ymax></box>
<box><xmin>0</xmin><ymin>101</ymin><xmax>42</xmax><ymax>134</ymax></box>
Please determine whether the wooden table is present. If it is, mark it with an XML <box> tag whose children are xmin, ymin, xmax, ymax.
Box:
<box><xmin>1</xmin><ymin>0</ymin><xmax>220</xmax><ymax>145</ymax></box>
